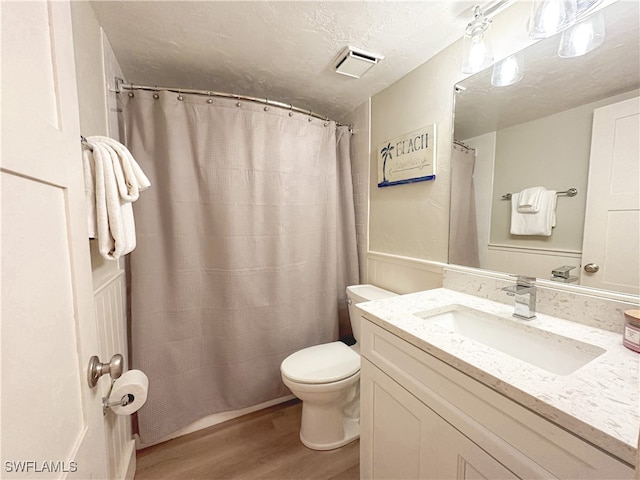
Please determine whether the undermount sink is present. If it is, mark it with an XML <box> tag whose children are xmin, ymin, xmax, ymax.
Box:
<box><xmin>415</xmin><ymin>306</ymin><xmax>606</xmax><ymax>375</ymax></box>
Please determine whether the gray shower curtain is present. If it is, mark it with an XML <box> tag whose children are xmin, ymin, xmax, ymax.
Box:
<box><xmin>449</xmin><ymin>142</ymin><xmax>480</xmax><ymax>267</ymax></box>
<box><xmin>121</xmin><ymin>90</ymin><xmax>358</xmax><ymax>446</ymax></box>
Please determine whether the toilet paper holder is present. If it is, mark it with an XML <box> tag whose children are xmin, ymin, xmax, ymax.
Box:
<box><xmin>103</xmin><ymin>392</ymin><xmax>134</xmax><ymax>416</ymax></box>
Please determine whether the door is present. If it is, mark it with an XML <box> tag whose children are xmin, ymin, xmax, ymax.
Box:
<box><xmin>581</xmin><ymin>96</ymin><xmax>640</xmax><ymax>295</ymax></box>
<box><xmin>1</xmin><ymin>2</ymin><xmax>108</xmax><ymax>479</ymax></box>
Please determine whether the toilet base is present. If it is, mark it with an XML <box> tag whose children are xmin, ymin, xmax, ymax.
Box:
<box><xmin>281</xmin><ymin>342</ymin><xmax>361</xmax><ymax>452</ymax></box>
<box><xmin>300</xmin><ymin>417</ymin><xmax>359</xmax><ymax>451</ymax></box>
<box><xmin>286</xmin><ymin>371</ymin><xmax>360</xmax><ymax>451</ymax></box>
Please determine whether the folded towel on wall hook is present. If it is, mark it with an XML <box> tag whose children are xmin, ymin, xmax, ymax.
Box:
<box><xmin>81</xmin><ymin>136</ymin><xmax>151</xmax><ymax>260</ymax></box>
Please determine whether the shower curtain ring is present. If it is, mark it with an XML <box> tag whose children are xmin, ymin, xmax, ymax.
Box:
<box><xmin>177</xmin><ymin>89</ymin><xmax>184</xmax><ymax>101</ymax></box>
<box><xmin>207</xmin><ymin>92</ymin><xmax>213</xmax><ymax>104</ymax></box>
<box><xmin>264</xmin><ymin>99</ymin><xmax>269</xmax><ymax>112</ymax></box>
<box><xmin>289</xmin><ymin>106</ymin><xmax>294</xmax><ymax>117</ymax></box>
<box><xmin>153</xmin><ymin>86</ymin><xmax>159</xmax><ymax>100</ymax></box>
<box><xmin>308</xmin><ymin>111</ymin><xmax>313</xmax><ymax>122</ymax></box>
<box><xmin>324</xmin><ymin>116</ymin><xmax>329</xmax><ymax>127</ymax></box>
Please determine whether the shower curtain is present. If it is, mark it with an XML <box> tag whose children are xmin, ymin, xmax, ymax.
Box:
<box><xmin>121</xmin><ymin>90</ymin><xmax>359</xmax><ymax>445</ymax></box>
<box><xmin>449</xmin><ymin>142</ymin><xmax>480</xmax><ymax>267</ymax></box>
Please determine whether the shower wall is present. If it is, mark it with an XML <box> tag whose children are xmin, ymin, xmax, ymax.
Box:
<box><xmin>70</xmin><ymin>4</ymin><xmax>134</xmax><ymax>480</ymax></box>
<box><xmin>342</xmin><ymin>99</ymin><xmax>371</xmax><ymax>283</ymax></box>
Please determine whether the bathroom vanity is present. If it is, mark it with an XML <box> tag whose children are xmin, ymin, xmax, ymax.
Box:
<box><xmin>358</xmin><ymin>288</ymin><xmax>638</xmax><ymax>479</ymax></box>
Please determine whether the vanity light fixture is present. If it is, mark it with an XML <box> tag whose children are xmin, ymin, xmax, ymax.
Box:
<box><xmin>334</xmin><ymin>46</ymin><xmax>384</xmax><ymax>78</ymax></box>
<box><xmin>528</xmin><ymin>0</ymin><xmax>606</xmax><ymax>39</ymax></box>
<box><xmin>558</xmin><ymin>10</ymin><xmax>605</xmax><ymax>57</ymax></box>
<box><xmin>491</xmin><ymin>53</ymin><xmax>524</xmax><ymax>86</ymax></box>
<box><xmin>461</xmin><ymin>6</ymin><xmax>494</xmax><ymax>74</ymax></box>
<box><xmin>528</xmin><ymin>0</ymin><xmax>578</xmax><ymax>38</ymax></box>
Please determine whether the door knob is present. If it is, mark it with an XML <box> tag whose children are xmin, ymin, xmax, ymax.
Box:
<box><xmin>584</xmin><ymin>263</ymin><xmax>600</xmax><ymax>273</ymax></box>
<box><xmin>87</xmin><ymin>354</ymin><xmax>124</xmax><ymax>388</ymax></box>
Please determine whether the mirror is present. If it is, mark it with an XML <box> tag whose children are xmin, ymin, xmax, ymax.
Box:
<box><xmin>450</xmin><ymin>0</ymin><xmax>640</xmax><ymax>295</ymax></box>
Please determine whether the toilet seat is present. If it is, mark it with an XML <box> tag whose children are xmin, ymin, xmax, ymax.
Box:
<box><xmin>281</xmin><ymin>341</ymin><xmax>360</xmax><ymax>384</ymax></box>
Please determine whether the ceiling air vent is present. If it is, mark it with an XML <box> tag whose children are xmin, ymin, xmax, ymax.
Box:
<box><xmin>334</xmin><ymin>46</ymin><xmax>384</xmax><ymax>79</ymax></box>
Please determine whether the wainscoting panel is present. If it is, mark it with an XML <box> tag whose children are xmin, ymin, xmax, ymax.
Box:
<box><xmin>94</xmin><ymin>271</ymin><xmax>135</xmax><ymax>480</ymax></box>
<box><xmin>487</xmin><ymin>244</ymin><xmax>582</xmax><ymax>284</ymax></box>
<box><xmin>367</xmin><ymin>251</ymin><xmax>445</xmax><ymax>294</ymax></box>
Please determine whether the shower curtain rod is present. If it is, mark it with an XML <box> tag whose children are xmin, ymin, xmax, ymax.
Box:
<box><xmin>453</xmin><ymin>139</ymin><xmax>472</xmax><ymax>149</ymax></box>
<box><xmin>115</xmin><ymin>78</ymin><xmax>353</xmax><ymax>133</ymax></box>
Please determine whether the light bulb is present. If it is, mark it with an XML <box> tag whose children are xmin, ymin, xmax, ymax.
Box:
<box><xmin>558</xmin><ymin>11</ymin><xmax>605</xmax><ymax>57</ymax></box>
<box><xmin>491</xmin><ymin>54</ymin><xmax>524</xmax><ymax>87</ymax></box>
<box><xmin>529</xmin><ymin>0</ymin><xmax>578</xmax><ymax>38</ymax></box>
<box><xmin>469</xmin><ymin>32</ymin><xmax>488</xmax><ymax>71</ymax></box>
<box><xmin>461</xmin><ymin>11</ymin><xmax>494</xmax><ymax>75</ymax></box>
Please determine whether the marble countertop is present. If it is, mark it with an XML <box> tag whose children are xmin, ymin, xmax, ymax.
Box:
<box><xmin>357</xmin><ymin>288</ymin><xmax>640</xmax><ymax>465</ymax></box>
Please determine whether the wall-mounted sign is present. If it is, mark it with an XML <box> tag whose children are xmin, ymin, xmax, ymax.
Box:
<box><xmin>377</xmin><ymin>124</ymin><xmax>436</xmax><ymax>187</ymax></box>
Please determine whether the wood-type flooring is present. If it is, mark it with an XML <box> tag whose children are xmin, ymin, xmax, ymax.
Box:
<box><xmin>134</xmin><ymin>399</ymin><xmax>360</xmax><ymax>480</ymax></box>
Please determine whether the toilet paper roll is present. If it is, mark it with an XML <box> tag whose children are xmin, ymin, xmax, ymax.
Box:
<box><xmin>108</xmin><ymin>369</ymin><xmax>149</xmax><ymax>415</ymax></box>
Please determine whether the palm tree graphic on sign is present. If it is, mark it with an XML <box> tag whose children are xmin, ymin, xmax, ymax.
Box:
<box><xmin>380</xmin><ymin>143</ymin><xmax>394</xmax><ymax>183</ymax></box>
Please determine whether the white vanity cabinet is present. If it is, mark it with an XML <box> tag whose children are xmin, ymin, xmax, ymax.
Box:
<box><xmin>360</xmin><ymin>318</ymin><xmax>634</xmax><ymax>480</ymax></box>
<box><xmin>361</xmin><ymin>358</ymin><xmax>521</xmax><ymax>479</ymax></box>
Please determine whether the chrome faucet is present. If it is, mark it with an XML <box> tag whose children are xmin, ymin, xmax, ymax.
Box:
<box><xmin>501</xmin><ymin>275</ymin><xmax>536</xmax><ymax>320</ymax></box>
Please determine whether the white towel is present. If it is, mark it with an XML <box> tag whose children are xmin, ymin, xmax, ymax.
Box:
<box><xmin>83</xmin><ymin>148</ymin><xmax>97</xmax><ymax>239</ymax></box>
<box><xmin>82</xmin><ymin>137</ymin><xmax>150</xmax><ymax>260</ymax></box>
<box><xmin>510</xmin><ymin>189</ymin><xmax>557</xmax><ymax>236</ymax></box>
<box><xmin>517</xmin><ymin>186</ymin><xmax>545</xmax><ymax>213</ymax></box>
<box><xmin>88</xmin><ymin>135</ymin><xmax>151</xmax><ymax>201</ymax></box>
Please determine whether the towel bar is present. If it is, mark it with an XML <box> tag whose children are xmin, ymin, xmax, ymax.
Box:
<box><xmin>80</xmin><ymin>135</ymin><xmax>93</xmax><ymax>152</ymax></box>
<box><xmin>502</xmin><ymin>188</ymin><xmax>577</xmax><ymax>201</ymax></box>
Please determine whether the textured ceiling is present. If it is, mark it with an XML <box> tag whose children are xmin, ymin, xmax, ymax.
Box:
<box><xmin>454</xmin><ymin>0</ymin><xmax>640</xmax><ymax>139</ymax></box>
<box><xmin>90</xmin><ymin>1</ymin><xmax>481</xmax><ymax>121</ymax></box>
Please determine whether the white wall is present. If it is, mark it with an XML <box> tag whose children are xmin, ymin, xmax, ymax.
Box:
<box><xmin>491</xmin><ymin>109</ymin><xmax>589</xmax><ymax>251</ymax></box>
<box><xmin>462</xmin><ymin>89</ymin><xmax>639</xmax><ymax>281</ymax></box>
<box><xmin>489</xmin><ymin>90</ymin><xmax>639</xmax><ymax>251</ymax></box>
<box><xmin>70</xmin><ymin>3</ymin><xmax>134</xmax><ymax>479</ymax></box>
<box><xmin>369</xmin><ymin>63</ymin><xmax>452</xmax><ymax>264</ymax></box>
<box><xmin>340</xmin><ymin>95</ymin><xmax>445</xmax><ymax>295</ymax></box>
<box><xmin>366</xmin><ymin>1</ymin><xmax>536</xmax><ymax>293</ymax></box>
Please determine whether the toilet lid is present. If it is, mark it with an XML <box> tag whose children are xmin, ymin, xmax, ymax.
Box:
<box><xmin>281</xmin><ymin>341</ymin><xmax>360</xmax><ymax>384</ymax></box>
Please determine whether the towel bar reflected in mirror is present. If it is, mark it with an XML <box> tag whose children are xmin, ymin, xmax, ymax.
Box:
<box><xmin>502</xmin><ymin>188</ymin><xmax>578</xmax><ymax>201</ymax></box>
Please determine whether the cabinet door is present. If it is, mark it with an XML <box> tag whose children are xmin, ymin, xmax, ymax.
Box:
<box><xmin>438</xmin><ymin>425</ymin><xmax>520</xmax><ymax>480</ymax></box>
<box><xmin>361</xmin><ymin>359</ymin><xmax>439</xmax><ymax>480</ymax></box>
<box><xmin>361</xmin><ymin>358</ymin><xmax>521</xmax><ymax>480</ymax></box>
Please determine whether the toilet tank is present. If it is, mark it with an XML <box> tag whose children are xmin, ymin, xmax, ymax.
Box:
<box><xmin>346</xmin><ymin>284</ymin><xmax>397</xmax><ymax>342</ymax></box>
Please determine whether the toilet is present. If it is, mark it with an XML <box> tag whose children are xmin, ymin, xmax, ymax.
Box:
<box><xmin>280</xmin><ymin>284</ymin><xmax>397</xmax><ymax>450</ymax></box>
